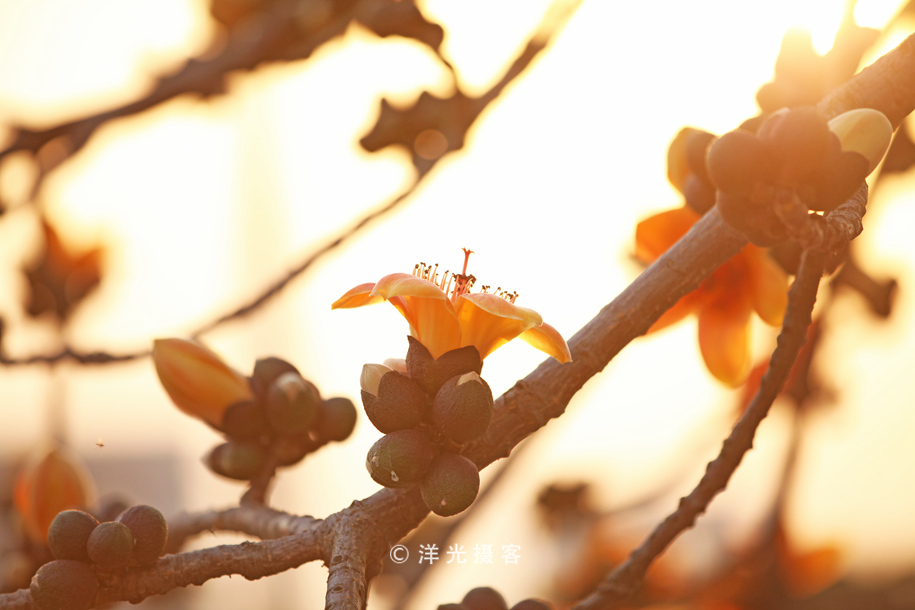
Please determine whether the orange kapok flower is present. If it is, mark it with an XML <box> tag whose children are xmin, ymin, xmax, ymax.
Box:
<box><xmin>14</xmin><ymin>446</ymin><xmax>97</xmax><ymax>543</ymax></box>
<box><xmin>332</xmin><ymin>249</ymin><xmax>571</xmax><ymax>363</ymax></box>
<box><xmin>636</xmin><ymin>206</ymin><xmax>788</xmax><ymax>386</ymax></box>
<box><xmin>153</xmin><ymin>338</ymin><xmax>253</xmax><ymax>428</ymax></box>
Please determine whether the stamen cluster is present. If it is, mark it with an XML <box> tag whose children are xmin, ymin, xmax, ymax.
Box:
<box><xmin>413</xmin><ymin>248</ymin><xmax>518</xmax><ymax>304</ymax></box>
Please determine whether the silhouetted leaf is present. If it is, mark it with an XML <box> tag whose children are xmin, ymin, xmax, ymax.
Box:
<box><xmin>24</xmin><ymin>220</ymin><xmax>103</xmax><ymax>323</ymax></box>
<box><xmin>357</xmin><ymin>0</ymin><xmax>444</xmax><ymax>52</ymax></box>
<box><xmin>360</xmin><ymin>91</ymin><xmax>482</xmax><ymax>172</ymax></box>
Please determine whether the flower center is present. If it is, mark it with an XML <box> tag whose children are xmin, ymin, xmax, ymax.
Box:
<box><xmin>412</xmin><ymin>248</ymin><xmax>518</xmax><ymax>304</ymax></box>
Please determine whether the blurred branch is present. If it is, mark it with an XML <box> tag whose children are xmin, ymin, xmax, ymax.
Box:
<box><xmin>0</xmin><ymin>0</ymin><xmax>575</xmax><ymax>366</ymax></box>
<box><xmin>0</xmin><ymin>0</ymin><xmax>411</xmax><ymax>200</ymax></box>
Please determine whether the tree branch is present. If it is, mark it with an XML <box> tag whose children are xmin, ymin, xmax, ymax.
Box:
<box><xmin>572</xmin><ymin>247</ymin><xmax>828</xmax><ymax>610</ymax></box>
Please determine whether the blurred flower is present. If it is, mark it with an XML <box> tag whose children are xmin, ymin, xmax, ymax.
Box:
<box><xmin>776</xmin><ymin>526</ymin><xmax>842</xmax><ymax>597</ymax></box>
<box><xmin>152</xmin><ymin>338</ymin><xmax>253</xmax><ymax>428</ymax></box>
<box><xmin>14</xmin><ymin>446</ymin><xmax>97</xmax><ymax>543</ymax></box>
<box><xmin>332</xmin><ymin>249</ymin><xmax>571</xmax><ymax>363</ymax></box>
<box><xmin>636</xmin><ymin>206</ymin><xmax>788</xmax><ymax>386</ymax></box>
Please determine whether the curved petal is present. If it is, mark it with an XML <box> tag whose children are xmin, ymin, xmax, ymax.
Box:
<box><xmin>455</xmin><ymin>293</ymin><xmax>542</xmax><ymax>359</ymax></box>
<box><xmin>365</xmin><ymin>273</ymin><xmax>461</xmax><ymax>359</ymax></box>
<box><xmin>635</xmin><ymin>206</ymin><xmax>700</xmax><ymax>263</ymax></box>
<box><xmin>745</xmin><ymin>247</ymin><xmax>788</xmax><ymax>327</ymax></box>
<box><xmin>331</xmin><ymin>282</ymin><xmax>384</xmax><ymax>309</ymax></box>
<box><xmin>519</xmin><ymin>322</ymin><xmax>572</xmax><ymax>363</ymax></box>
<box><xmin>697</xmin><ymin>293</ymin><xmax>753</xmax><ymax>387</ymax></box>
<box><xmin>371</xmin><ymin>273</ymin><xmax>449</xmax><ymax>300</ymax></box>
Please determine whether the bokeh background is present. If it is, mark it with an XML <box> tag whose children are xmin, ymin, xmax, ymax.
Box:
<box><xmin>1</xmin><ymin>0</ymin><xmax>915</xmax><ymax>607</ymax></box>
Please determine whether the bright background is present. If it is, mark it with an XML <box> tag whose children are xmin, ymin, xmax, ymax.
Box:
<box><xmin>0</xmin><ymin>0</ymin><xmax>913</xmax><ymax>607</ymax></box>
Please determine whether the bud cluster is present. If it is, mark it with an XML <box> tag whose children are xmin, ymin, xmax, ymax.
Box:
<box><xmin>437</xmin><ymin>585</ymin><xmax>554</xmax><ymax>610</ymax></box>
<box><xmin>31</xmin><ymin>504</ymin><xmax>168</xmax><ymax>610</ymax></box>
<box><xmin>362</xmin><ymin>337</ymin><xmax>491</xmax><ymax>516</ymax></box>
<box><xmin>207</xmin><ymin>356</ymin><xmax>357</xmax><ymax>480</ymax></box>
<box><xmin>704</xmin><ymin>106</ymin><xmax>892</xmax><ymax>246</ymax></box>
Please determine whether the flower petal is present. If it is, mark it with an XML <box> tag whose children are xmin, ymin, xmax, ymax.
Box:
<box><xmin>745</xmin><ymin>246</ymin><xmax>788</xmax><ymax>327</ymax></box>
<box><xmin>697</xmin><ymin>293</ymin><xmax>753</xmax><ymax>386</ymax></box>
<box><xmin>648</xmin><ymin>288</ymin><xmax>709</xmax><ymax>333</ymax></box>
<box><xmin>153</xmin><ymin>338</ymin><xmax>253</xmax><ymax>427</ymax></box>
<box><xmin>455</xmin><ymin>293</ymin><xmax>542</xmax><ymax>359</ymax></box>
<box><xmin>331</xmin><ymin>282</ymin><xmax>384</xmax><ymax>309</ymax></box>
<box><xmin>519</xmin><ymin>322</ymin><xmax>572</xmax><ymax>363</ymax></box>
<box><xmin>360</xmin><ymin>273</ymin><xmax>461</xmax><ymax>359</ymax></box>
<box><xmin>635</xmin><ymin>206</ymin><xmax>700</xmax><ymax>263</ymax></box>
<box><xmin>371</xmin><ymin>273</ymin><xmax>450</xmax><ymax>300</ymax></box>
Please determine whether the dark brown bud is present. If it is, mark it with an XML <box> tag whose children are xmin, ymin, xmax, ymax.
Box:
<box><xmin>221</xmin><ymin>399</ymin><xmax>270</xmax><ymax>441</ymax></box>
<box><xmin>420</xmin><ymin>452</ymin><xmax>480</xmax><ymax>517</ymax></box>
<box><xmin>683</xmin><ymin>174</ymin><xmax>716</xmax><ymax>215</ymax></box>
<box><xmin>116</xmin><ymin>505</ymin><xmax>168</xmax><ymax>565</ymax></box>
<box><xmin>685</xmin><ymin>129</ymin><xmax>715</xmax><ymax>184</ymax></box>
<box><xmin>86</xmin><ymin>521</ymin><xmax>135</xmax><ymax>570</ymax></box>
<box><xmin>510</xmin><ymin>600</ymin><xmax>553</xmax><ymax>610</ymax></box>
<box><xmin>757</xmin><ymin>106</ymin><xmax>831</xmax><ymax>179</ymax></box>
<box><xmin>706</xmin><ymin>130</ymin><xmax>774</xmax><ymax>195</ymax></box>
<box><xmin>366</xmin><ymin>429</ymin><xmax>435</xmax><ymax>488</ymax></box>
<box><xmin>314</xmin><ymin>397</ymin><xmax>357</xmax><ymax>442</ymax></box>
<box><xmin>48</xmin><ymin>510</ymin><xmax>98</xmax><ymax>563</ymax></box>
<box><xmin>30</xmin><ymin>560</ymin><xmax>99</xmax><ymax>610</ymax></box>
<box><xmin>462</xmin><ymin>586</ymin><xmax>508</xmax><ymax>610</ymax></box>
<box><xmin>205</xmin><ymin>441</ymin><xmax>267</xmax><ymax>480</ymax></box>
<box><xmin>362</xmin><ymin>369</ymin><xmax>427</xmax><ymax>433</ymax></box>
<box><xmin>431</xmin><ymin>373</ymin><xmax>493</xmax><ymax>443</ymax></box>
<box><xmin>405</xmin><ymin>336</ymin><xmax>482</xmax><ymax>395</ymax></box>
<box><xmin>250</xmin><ymin>357</ymin><xmax>300</xmax><ymax>400</ymax></box>
<box><xmin>266</xmin><ymin>372</ymin><xmax>321</xmax><ymax>435</ymax></box>
<box><xmin>809</xmin><ymin>145</ymin><xmax>869</xmax><ymax>212</ymax></box>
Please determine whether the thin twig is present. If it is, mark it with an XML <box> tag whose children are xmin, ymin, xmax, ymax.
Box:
<box><xmin>572</xmin><ymin>248</ymin><xmax>828</xmax><ymax>609</ymax></box>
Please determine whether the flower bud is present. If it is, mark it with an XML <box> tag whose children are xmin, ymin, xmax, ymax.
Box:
<box><xmin>221</xmin><ymin>400</ymin><xmax>270</xmax><ymax>441</ymax></box>
<box><xmin>265</xmin><ymin>372</ymin><xmax>321</xmax><ymax>435</ymax></box>
<box><xmin>757</xmin><ymin>106</ymin><xmax>831</xmax><ymax>178</ymax></box>
<box><xmin>361</xmin><ymin>368</ymin><xmax>427</xmax><ymax>433</ymax></box>
<box><xmin>152</xmin><ymin>338</ymin><xmax>253</xmax><ymax>429</ymax></box>
<box><xmin>205</xmin><ymin>441</ymin><xmax>267</xmax><ymax>481</ymax></box>
<box><xmin>250</xmin><ymin>357</ymin><xmax>300</xmax><ymax>401</ymax></box>
<box><xmin>405</xmin><ymin>336</ymin><xmax>482</xmax><ymax>395</ymax></box>
<box><xmin>382</xmin><ymin>358</ymin><xmax>408</xmax><ymax>374</ymax></box>
<box><xmin>420</xmin><ymin>452</ymin><xmax>480</xmax><ymax>517</ymax></box>
<box><xmin>510</xmin><ymin>600</ymin><xmax>553</xmax><ymax>610</ymax></box>
<box><xmin>314</xmin><ymin>397</ymin><xmax>358</xmax><ymax>442</ymax></box>
<box><xmin>14</xmin><ymin>447</ymin><xmax>97</xmax><ymax>543</ymax></box>
<box><xmin>462</xmin><ymin>587</ymin><xmax>508</xmax><ymax>610</ymax></box>
<box><xmin>86</xmin><ymin>521</ymin><xmax>135</xmax><ymax>570</ymax></box>
<box><xmin>366</xmin><ymin>430</ymin><xmax>435</xmax><ymax>488</ymax></box>
<box><xmin>116</xmin><ymin>505</ymin><xmax>168</xmax><ymax>565</ymax></box>
<box><xmin>30</xmin><ymin>560</ymin><xmax>99</xmax><ymax>610</ymax></box>
<box><xmin>827</xmin><ymin>108</ymin><xmax>893</xmax><ymax>174</ymax></box>
<box><xmin>360</xmin><ymin>363</ymin><xmax>392</xmax><ymax>396</ymax></box>
<box><xmin>48</xmin><ymin>510</ymin><xmax>99</xmax><ymax>563</ymax></box>
<box><xmin>431</xmin><ymin>372</ymin><xmax>494</xmax><ymax>444</ymax></box>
